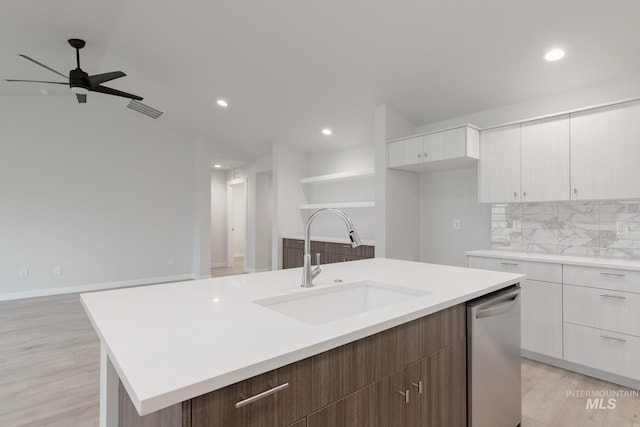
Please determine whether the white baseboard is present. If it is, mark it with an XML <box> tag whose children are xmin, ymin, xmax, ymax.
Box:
<box><xmin>521</xmin><ymin>350</ymin><xmax>640</xmax><ymax>391</ymax></box>
<box><xmin>210</xmin><ymin>262</ymin><xmax>227</xmax><ymax>269</ymax></box>
<box><xmin>245</xmin><ymin>267</ymin><xmax>272</xmax><ymax>273</ymax></box>
<box><xmin>0</xmin><ymin>274</ymin><xmax>194</xmax><ymax>301</ymax></box>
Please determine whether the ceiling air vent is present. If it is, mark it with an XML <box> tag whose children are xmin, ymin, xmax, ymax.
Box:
<box><xmin>127</xmin><ymin>100</ymin><xmax>163</xmax><ymax>119</ymax></box>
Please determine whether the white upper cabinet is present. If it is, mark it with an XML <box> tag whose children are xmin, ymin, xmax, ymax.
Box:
<box><xmin>570</xmin><ymin>100</ymin><xmax>640</xmax><ymax>200</ymax></box>
<box><xmin>387</xmin><ymin>126</ymin><xmax>479</xmax><ymax>172</ymax></box>
<box><xmin>479</xmin><ymin>115</ymin><xmax>571</xmax><ymax>203</ymax></box>
<box><xmin>478</xmin><ymin>124</ymin><xmax>521</xmax><ymax>203</ymax></box>
<box><xmin>388</xmin><ymin>135</ymin><xmax>424</xmax><ymax>168</ymax></box>
<box><xmin>520</xmin><ymin>115</ymin><xmax>571</xmax><ymax>202</ymax></box>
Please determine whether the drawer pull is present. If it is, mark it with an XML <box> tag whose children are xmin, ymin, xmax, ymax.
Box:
<box><xmin>600</xmin><ymin>335</ymin><xmax>627</xmax><ymax>344</ymax></box>
<box><xmin>599</xmin><ymin>272</ymin><xmax>626</xmax><ymax>278</ymax></box>
<box><xmin>398</xmin><ymin>389</ymin><xmax>410</xmax><ymax>403</ymax></box>
<box><xmin>235</xmin><ymin>383</ymin><xmax>289</xmax><ymax>408</ymax></box>
<box><xmin>600</xmin><ymin>294</ymin><xmax>627</xmax><ymax>301</ymax></box>
<box><xmin>411</xmin><ymin>381</ymin><xmax>423</xmax><ymax>394</ymax></box>
<box><xmin>500</xmin><ymin>262</ymin><xmax>519</xmax><ymax>267</ymax></box>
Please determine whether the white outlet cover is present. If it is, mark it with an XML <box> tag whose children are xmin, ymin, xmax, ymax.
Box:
<box><xmin>453</xmin><ymin>219</ymin><xmax>461</xmax><ymax>230</ymax></box>
<box><xmin>19</xmin><ymin>268</ymin><xmax>28</xmax><ymax>278</ymax></box>
<box><xmin>53</xmin><ymin>266</ymin><xmax>62</xmax><ymax>275</ymax></box>
<box><xmin>512</xmin><ymin>220</ymin><xmax>522</xmax><ymax>232</ymax></box>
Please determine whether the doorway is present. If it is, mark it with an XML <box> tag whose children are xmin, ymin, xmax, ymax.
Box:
<box><xmin>227</xmin><ymin>180</ymin><xmax>246</xmax><ymax>270</ymax></box>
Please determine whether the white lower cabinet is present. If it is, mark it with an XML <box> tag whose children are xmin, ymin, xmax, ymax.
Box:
<box><xmin>467</xmin><ymin>256</ymin><xmax>562</xmax><ymax>358</ymax></box>
<box><xmin>521</xmin><ymin>279</ymin><xmax>563</xmax><ymax>359</ymax></box>
<box><xmin>468</xmin><ymin>252</ymin><xmax>640</xmax><ymax>387</ymax></box>
<box><xmin>564</xmin><ymin>322</ymin><xmax>640</xmax><ymax>381</ymax></box>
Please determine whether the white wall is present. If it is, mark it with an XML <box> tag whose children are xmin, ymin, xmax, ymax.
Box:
<box><xmin>419</xmin><ymin>167</ymin><xmax>490</xmax><ymax>266</ymax></box>
<box><xmin>272</xmin><ymin>143</ymin><xmax>308</xmax><ymax>269</ymax></box>
<box><xmin>210</xmin><ymin>171</ymin><xmax>227</xmax><ymax>268</ymax></box>
<box><xmin>254</xmin><ymin>171</ymin><xmax>273</xmax><ymax>271</ymax></box>
<box><xmin>417</xmin><ymin>72</ymin><xmax>640</xmax><ymax>133</ymax></box>
<box><xmin>0</xmin><ymin>96</ymin><xmax>195</xmax><ymax>299</ymax></box>
<box><xmin>374</xmin><ymin>104</ymin><xmax>420</xmax><ymax>260</ymax></box>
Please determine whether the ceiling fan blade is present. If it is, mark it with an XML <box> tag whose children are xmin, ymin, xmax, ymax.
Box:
<box><xmin>88</xmin><ymin>71</ymin><xmax>126</xmax><ymax>86</ymax></box>
<box><xmin>19</xmin><ymin>54</ymin><xmax>67</xmax><ymax>79</ymax></box>
<box><xmin>76</xmin><ymin>93</ymin><xmax>87</xmax><ymax>104</ymax></box>
<box><xmin>89</xmin><ymin>84</ymin><xmax>143</xmax><ymax>101</ymax></box>
<box><xmin>5</xmin><ymin>79</ymin><xmax>68</xmax><ymax>84</ymax></box>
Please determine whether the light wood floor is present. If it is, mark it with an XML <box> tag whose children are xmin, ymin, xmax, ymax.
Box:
<box><xmin>2</xmin><ymin>290</ymin><xmax>639</xmax><ymax>426</ymax></box>
<box><xmin>210</xmin><ymin>256</ymin><xmax>245</xmax><ymax>278</ymax></box>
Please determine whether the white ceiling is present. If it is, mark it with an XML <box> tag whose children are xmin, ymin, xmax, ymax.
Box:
<box><xmin>2</xmin><ymin>0</ymin><xmax>640</xmax><ymax>159</ymax></box>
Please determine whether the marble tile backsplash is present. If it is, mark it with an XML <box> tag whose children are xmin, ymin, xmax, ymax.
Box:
<box><xmin>491</xmin><ymin>201</ymin><xmax>640</xmax><ymax>258</ymax></box>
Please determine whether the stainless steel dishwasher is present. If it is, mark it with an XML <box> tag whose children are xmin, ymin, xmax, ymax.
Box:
<box><xmin>467</xmin><ymin>285</ymin><xmax>521</xmax><ymax>427</ymax></box>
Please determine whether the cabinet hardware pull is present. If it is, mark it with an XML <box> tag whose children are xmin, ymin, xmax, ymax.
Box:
<box><xmin>574</xmin><ymin>188</ymin><xmax>578</xmax><ymax>194</ymax></box>
<box><xmin>343</xmin><ymin>245</ymin><xmax>351</xmax><ymax>248</ymax></box>
<box><xmin>411</xmin><ymin>381</ymin><xmax>423</xmax><ymax>394</ymax></box>
<box><xmin>235</xmin><ymin>383</ymin><xmax>289</xmax><ymax>408</ymax></box>
<box><xmin>398</xmin><ymin>390</ymin><xmax>410</xmax><ymax>403</ymax></box>
<box><xmin>523</xmin><ymin>191</ymin><xmax>527</xmax><ymax>197</ymax></box>
<box><xmin>424</xmin><ymin>153</ymin><xmax>428</xmax><ymax>158</ymax></box>
<box><xmin>417</xmin><ymin>154</ymin><xmax>422</xmax><ymax>158</ymax></box>
<box><xmin>600</xmin><ymin>294</ymin><xmax>627</xmax><ymax>300</ymax></box>
<box><xmin>599</xmin><ymin>272</ymin><xmax>626</xmax><ymax>278</ymax></box>
<box><xmin>513</xmin><ymin>192</ymin><xmax>518</xmax><ymax>197</ymax></box>
<box><xmin>600</xmin><ymin>335</ymin><xmax>627</xmax><ymax>343</ymax></box>
<box><xmin>500</xmin><ymin>262</ymin><xmax>519</xmax><ymax>267</ymax></box>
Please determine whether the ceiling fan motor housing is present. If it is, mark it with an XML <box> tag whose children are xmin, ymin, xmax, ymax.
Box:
<box><xmin>69</xmin><ymin>68</ymin><xmax>89</xmax><ymax>90</ymax></box>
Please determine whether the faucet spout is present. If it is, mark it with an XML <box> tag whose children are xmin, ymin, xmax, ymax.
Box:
<box><xmin>301</xmin><ymin>208</ymin><xmax>362</xmax><ymax>288</ymax></box>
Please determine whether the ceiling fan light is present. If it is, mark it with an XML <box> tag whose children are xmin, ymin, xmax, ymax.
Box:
<box><xmin>70</xmin><ymin>86</ymin><xmax>88</xmax><ymax>95</ymax></box>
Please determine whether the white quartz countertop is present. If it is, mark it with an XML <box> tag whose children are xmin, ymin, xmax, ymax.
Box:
<box><xmin>466</xmin><ymin>249</ymin><xmax>640</xmax><ymax>271</ymax></box>
<box><xmin>81</xmin><ymin>258</ymin><xmax>522</xmax><ymax>416</ymax></box>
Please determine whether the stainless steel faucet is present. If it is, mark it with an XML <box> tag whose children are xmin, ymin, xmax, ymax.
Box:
<box><xmin>301</xmin><ymin>208</ymin><xmax>362</xmax><ymax>288</ymax></box>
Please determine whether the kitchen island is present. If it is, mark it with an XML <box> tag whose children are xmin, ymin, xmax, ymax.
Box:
<box><xmin>81</xmin><ymin>258</ymin><xmax>523</xmax><ymax>427</ymax></box>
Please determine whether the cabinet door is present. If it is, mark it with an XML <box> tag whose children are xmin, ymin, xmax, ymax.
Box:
<box><xmin>479</xmin><ymin>124</ymin><xmax>521</xmax><ymax>203</ymax></box>
<box><xmin>570</xmin><ymin>100</ymin><xmax>640</xmax><ymax>200</ymax></box>
<box><xmin>521</xmin><ymin>279</ymin><xmax>563</xmax><ymax>358</ymax></box>
<box><xmin>428</xmin><ymin>339</ymin><xmax>467</xmax><ymax>427</ymax></box>
<box><xmin>307</xmin><ymin>370</ymin><xmax>403</xmax><ymax>427</ymax></box>
<box><xmin>388</xmin><ymin>136</ymin><xmax>424</xmax><ymax>168</ymax></box>
<box><xmin>520</xmin><ymin>115</ymin><xmax>570</xmax><ymax>202</ymax></box>
<box><xmin>423</xmin><ymin>126</ymin><xmax>466</xmax><ymax>162</ymax></box>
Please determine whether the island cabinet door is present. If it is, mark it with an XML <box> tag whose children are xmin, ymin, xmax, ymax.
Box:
<box><xmin>307</xmin><ymin>369</ymin><xmax>406</xmax><ymax>427</ymax></box>
<box><xmin>427</xmin><ymin>338</ymin><xmax>467</xmax><ymax>427</ymax></box>
<box><xmin>189</xmin><ymin>358</ymin><xmax>311</xmax><ymax>427</ymax></box>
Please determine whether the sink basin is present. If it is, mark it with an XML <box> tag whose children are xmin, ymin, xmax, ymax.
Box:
<box><xmin>255</xmin><ymin>281</ymin><xmax>430</xmax><ymax>325</ymax></box>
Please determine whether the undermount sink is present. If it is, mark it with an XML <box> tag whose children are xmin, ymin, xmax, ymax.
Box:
<box><xmin>255</xmin><ymin>281</ymin><xmax>430</xmax><ymax>325</ymax></box>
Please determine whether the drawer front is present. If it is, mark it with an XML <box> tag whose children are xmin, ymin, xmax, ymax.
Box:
<box><xmin>564</xmin><ymin>284</ymin><xmax>640</xmax><ymax>337</ymax></box>
<box><xmin>284</xmin><ymin>239</ymin><xmax>304</xmax><ymax>249</ymax></box>
<box><xmin>467</xmin><ymin>256</ymin><xmax>561</xmax><ymax>283</ymax></box>
<box><xmin>564</xmin><ymin>323</ymin><xmax>640</xmax><ymax>381</ymax></box>
<box><xmin>563</xmin><ymin>264</ymin><xmax>640</xmax><ymax>293</ymax></box>
<box><xmin>191</xmin><ymin>358</ymin><xmax>311</xmax><ymax>427</ymax></box>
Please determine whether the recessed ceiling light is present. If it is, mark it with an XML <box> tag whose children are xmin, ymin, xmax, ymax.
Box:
<box><xmin>217</xmin><ymin>99</ymin><xmax>228</xmax><ymax>107</ymax></box>
<box><xmin>322</xmin><ymin>128</ymin><xmax>332</xmax><ymax>136</ymax></box>
<box><xmin>213</xmin><ymin>164</ymin><xmax>222</xmax><ymax>168</ymax></box>
<box><xmin>544</xmin><ymin>48</ymin><xmax>566</xmax><ymax>62</ymax></box>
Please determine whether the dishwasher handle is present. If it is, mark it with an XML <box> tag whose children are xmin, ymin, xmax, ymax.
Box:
<box><xmin>475</xmin><ymin>292</ymin><xmax>520</xmax><ymax>319</ymax></box>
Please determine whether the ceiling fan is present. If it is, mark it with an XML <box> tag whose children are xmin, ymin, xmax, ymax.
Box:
<box><xmin>5</xmin><ymin>38</ymin><xmax>143</xmax><ymax>104</ymax></box>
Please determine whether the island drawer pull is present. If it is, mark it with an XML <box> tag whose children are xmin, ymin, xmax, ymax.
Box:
<box><xmin>600</xmin><ymin>294</ymin><xmax>627</xmax><ymax>300</ymax></box>
<box><xmin>411</xmin><ymin>381</ymin><xmax>423</xmax><ymax>394</ymax></box>
<box><xmin>235</xmin><ymin>383</ymin><xmax>289</xmax><ymax>408</ymax></box>
<box><xmin>599</xmin><ymin>272</ymin><xmax>626</xmax><ymax>278</ymax></box>
<box><xmin>500</xmin><ymin>262</ymin><xmax>519</xmax><ymax>267</ymax></box>
<box><xmin>398</xmin><ymin>389</ymin><xmax>410</xmax><ymax>403</ymax></box>
<box><xmin>600</xmin><ymin>335</ymin><xmax>627</xmax><ymax>344</ymax></box>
